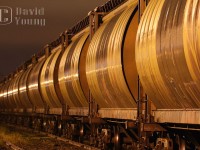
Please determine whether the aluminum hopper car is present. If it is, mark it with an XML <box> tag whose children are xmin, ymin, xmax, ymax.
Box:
<box><xmin>0</xmin><ymin>0</ymin><xmax>200</xmax><ymax>149</ymax></box>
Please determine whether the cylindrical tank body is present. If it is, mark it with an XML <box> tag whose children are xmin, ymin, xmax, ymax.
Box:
<box><xmin>1</xmin><ymin>83</ymin><xmax>6</xmax><ymax>109</ymax></box>
<box><xmin>1</xmin><ymin>83</ymin><xmax>7</xmax><ymax>109</ymax></box>
<box><xmin>7</xmin><ymin>77</ymin><xmax>17</xmax><ymax>109</ymax></box>
<box><xmin>86</xmin><ymin>1</ymin><xmax>138</xmax><ymax>108</ymax></box>
<box><xmin>28</xmin><ymin>58</ymin><xmax>46</xmax><ymax>109</ymax></box>
<box><xmin>0</xmin><ymin>84</ymin><xmax>4</xmax><ymax>109</ymax></box>
<box><xmin>136</xmin><ymin>0</ymin><xmax>200</xmax><ymax>109</ymax></box>
<box><xmin>3</xmin><ymin>81</ymin><xmax>10</xmax><ymax>109</ymax></box>
<box><xmin>40</xmin><ymin>46</ymin><xmax>62</xmax><ymax>108</ymax></box>
<box><xmin>12</xmin><ymin>71</ymin><xmax>23</xmax><ymax>108</ymax></box>
<box><xmin>18</xmin><ymin>66</ymin><xmax>33</xmax><ymax>109</ymax></box>
<box><xmin>7</xmin><ymin>73</ymin><xmax>23</xmax><ymax>109</ymax></box>
<box><xmin>58</xmin><ymin>32</ymin><xmax>89</xmax><ymax>108</ymax></box>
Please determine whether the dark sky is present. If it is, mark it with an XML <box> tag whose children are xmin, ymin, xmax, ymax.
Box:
<box><xmin>0</xmin><ymin>0</ymin><xmax>107</xmax><ymax>78</ymax></box>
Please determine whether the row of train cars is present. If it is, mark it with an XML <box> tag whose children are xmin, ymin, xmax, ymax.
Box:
<box><xmin>0</xmin><ymin>0</ymin><xmax>200</xmax><ymax>149</ymax></box>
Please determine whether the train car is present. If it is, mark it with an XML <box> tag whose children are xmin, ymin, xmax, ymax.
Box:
<box><xmin>0</xmin><ymin>0</ymin><xmax>200</xmax><ymax>149</ymax></box>
<box><xmin>136</xmin><ymin>0</ymin><xmax>200</xmax><ymax>125</ymax></box>
<box><xmin>27</xmin><ymin>55</ymin><xmax>46</xmax><ymax>113</ymax></box>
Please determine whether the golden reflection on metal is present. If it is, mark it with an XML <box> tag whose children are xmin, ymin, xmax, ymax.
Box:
<box><xmin>58</xmin><ymin>33</ymin><xmax>89</xmax><ymax>107</ymax></box>
<box><xmin>18</xmin><ymin>67</ymin><xmax>32</xmax><ymax>108</ymax></box>
<box><xmin>0</xmin><ymin>91</ymin><xmax>3</xmax><ymax>97</ymax></box>
<box><xmin>123</xmin><ymin>7</ymin><xmax>139</xmax><ymax>101</ymax></box>
<box><xmin>0</xmin><ymin>85</ymin><xmax>3</xmax><ymax>109</ymax></box>
<box><xmin>79</xmin><ymin>38</ymin><xmax>90</xmax><ymax>101</ymax></box>
<box><xmin>136</xmin><ymin>0</ymin><xmax>200</xmax><ymax>109</ymax></box>
<box><xmin>183</xmin><ymin>0</ymin><xmax>200</xmax><ymax>100</ymax></box>
<box><xmin>1</xmin><ymin>84</ymin><xmax>5</xmax><ymax>108</ymax></box>
<box><xmin>40</xmin><ymin>46</ymin><xmax>62</xmax><ymax>108</ymax></box>
<box><xmin>28</xmin><ymin>59</ymin><xmax>45</xmax><ymax>108</ymax></box>
<box><xmin>7</xmin><ymin>78</ymin><xmax>15</xmax><ymax>109</ymax></box>
<box><xmin>28</xmin><ymin>84</ymin><xmax>38</xmax><ymax>89</ymax></box>
<box><xmin>4</xmin><ymin>80</ymin><xmax>12</xmax><ymax>109</ymax></box>
<box><xmin>12</xmin><ymin>72</ymin><xmax>23</xmax><ymax>108</ymax></box>
<box><xmin>86</xmin><ymin>3</ymin><xmax>138</xmax><ymax>108</ymax></box>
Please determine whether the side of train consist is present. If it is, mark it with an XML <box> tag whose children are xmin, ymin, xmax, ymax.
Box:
<box><xmin>0</xmin><ymin>0</ymin><xmax>200</xmax><ymax>149</ymax></box>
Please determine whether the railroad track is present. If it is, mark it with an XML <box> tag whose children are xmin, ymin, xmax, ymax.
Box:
<box><xmin>2</xmin><ymin>123</ymin><xmax>100</xmax><ymax>150</ymax></box>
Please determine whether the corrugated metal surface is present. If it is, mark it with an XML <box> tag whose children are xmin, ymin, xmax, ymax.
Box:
<box><xmin>28</xmin><ymin>59</ymin><xmax>46</xmax><ymax>108</ymax></box>
<box><xmin>18</xmin><ymin>67</ymin><xmax>32</xmax><ymax>108</ymax></box>
<box><xmin>68</xmin><ymin>107</ymin><xmax>88</xmax><ymax>116</ymax></box>
<box><xmin>7</xmin><ymin>77</ymin><xmax>17</xmax><ymax>109</ymax></box>
<box><xmin>58</xmin><ymin>33</ymin><xmax>89</xmax><ymax>107</ymax></box>
<box><xmin>12</xmin><ymin>72</ymin><xmax>23</xmax><ymax>108</ymax></box>
<box><xmin>3</xmin><ymin>81</ymin><xmax>11</xmax><ymax>109</ymax></box>
<box><xmin>0</xmin><ymin>84</ymin><xmax>4</xmax><ymax>109</ymax></box>
<box><xmin>99</xmin><ymin>108</ymin><xmax>137</xmax><ymax>120</ymax></box>
<box><xmin>40</xmin><ymin>46</ymin><xmax>62</xmax><ymax>108</ymax></box>
<box><xmin>182</xmin><ymin>0</ymin><xmax>200</xmax><ymax>106</ymax></box>
<box><xmin>86</xmin><ymin>2</ymin><xmax>138</xmax><ymax>108</ymax></box>
<box><xmin>136</xmin><ymin>0</ymin><xmax>200</xmax><ymax>109</ymax></box>
<box><xmin>154</xmin><ymin>109</ymin><xmax>200</xmax><ymax>124</ymax></box>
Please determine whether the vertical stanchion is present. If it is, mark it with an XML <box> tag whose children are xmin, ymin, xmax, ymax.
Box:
<box><xmin>137</xmin><ymin>0</ymin><xmax>150</xmax><ymax>148</ymax></box>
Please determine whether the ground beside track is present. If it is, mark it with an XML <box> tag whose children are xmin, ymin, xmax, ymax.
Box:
<box><xmin>0</xmin><ymin>123</ymin><xmax>86</xmax><ymax>150</ymax></box>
